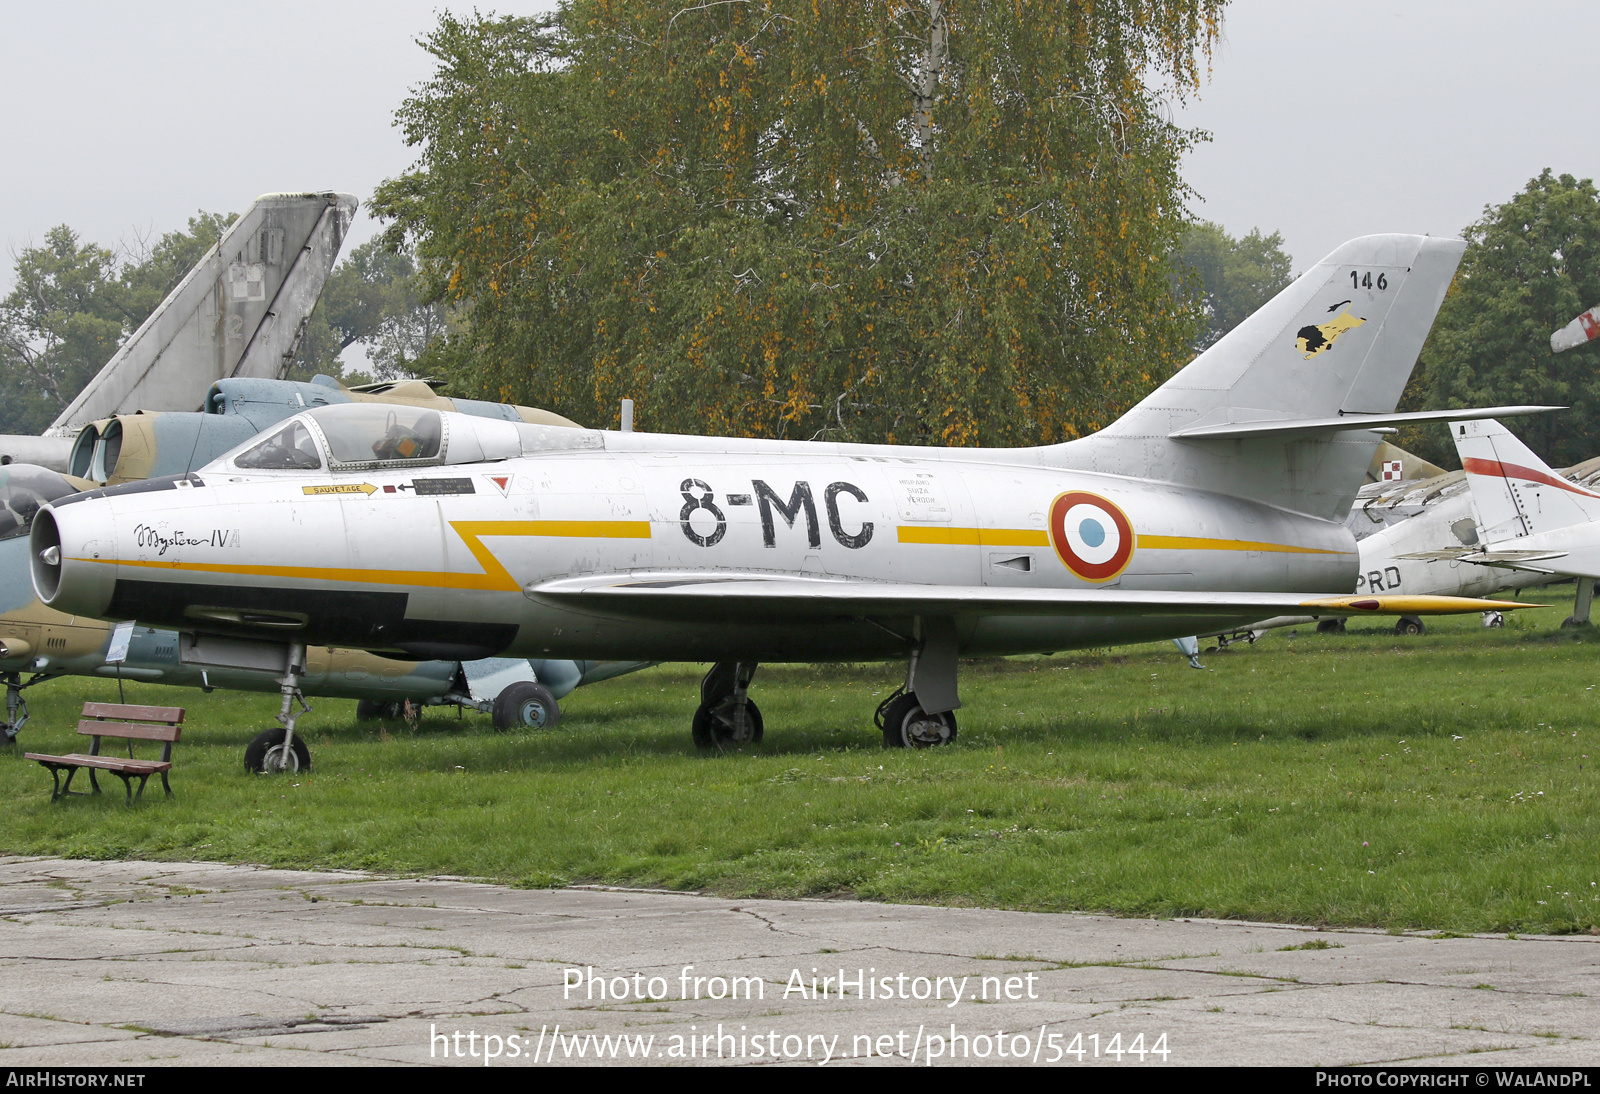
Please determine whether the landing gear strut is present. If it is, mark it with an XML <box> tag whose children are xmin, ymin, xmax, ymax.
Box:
<box><xmin>1563</xmin><ymin>577</ymin><xmax>1594</xmax><ymax>628</ymax></box>
<box><xmin>1</xmin><ymin>671</ymin><xmax>36</xmax><ymax>745</ymax></box>
<box><xmin>245</xmin><ymin>642</ymin><xmax>312</xmax><ymax>773</ymax></box>
<box><xmin>692</xmin><ymin>661</ymin><xmax>762</xmax><ymax>750</ymax></box>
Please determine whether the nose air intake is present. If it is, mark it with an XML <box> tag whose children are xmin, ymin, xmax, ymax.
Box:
<box><xmin>29</xmin><ymin>496</ymin><xmax>121</xmax><ymax>619</ymax></box>
<box><xmin>30</xmin><ymin>508</ymin><xmax>63</xmax><ymax>602</ymax></box>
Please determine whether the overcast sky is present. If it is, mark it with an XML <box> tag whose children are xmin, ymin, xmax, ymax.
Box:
<box><xmin>2</xmin><ymin>0</ymin><xmax>1597</xmax><ymax>290</ymax></box>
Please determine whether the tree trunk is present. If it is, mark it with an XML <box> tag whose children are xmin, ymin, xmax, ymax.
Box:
<box><xmin>913</xmin><ymin>1</ymin><xmax>947</xmax><ymax>181</ymax></box>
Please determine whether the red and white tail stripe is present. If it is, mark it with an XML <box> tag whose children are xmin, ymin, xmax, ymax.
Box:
<box><xmin>1551</xmin><ymin>303</ymin><xmax>1600</xmax><ymax>353</ymax></box>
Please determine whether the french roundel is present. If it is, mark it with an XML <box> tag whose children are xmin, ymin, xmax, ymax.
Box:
<box><xmin>1048</xmin><ymin>491</ymin><xmax>1134</xmax><ymax>582</ymax></box>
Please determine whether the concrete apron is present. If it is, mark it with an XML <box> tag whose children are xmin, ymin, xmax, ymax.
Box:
<box><xmin>0</xmin><ymin>856</ymin><xmax>1596</xmax><ymax>1067</ymax></box>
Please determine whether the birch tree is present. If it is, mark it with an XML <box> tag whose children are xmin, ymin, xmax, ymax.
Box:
<box><xmin>377</xmin><ymin>1</ymin><xmax>1223</xmax><ymax>444</ymax></box>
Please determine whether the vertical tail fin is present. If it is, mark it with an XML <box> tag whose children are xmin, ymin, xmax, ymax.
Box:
<box><xmin>1052</xmin><ymin>234</ymin><xmax>1466</xmax><ymax>521</ymax></box>
<box><xmin>1453</xmin><ymin>418</ymin><xmax>1600</xmax><ymax>544</ymax></box>
<box><xmin>46</xmin><ymin>192</ymin><xmax>358</xmax><ymax>435</ymax></box>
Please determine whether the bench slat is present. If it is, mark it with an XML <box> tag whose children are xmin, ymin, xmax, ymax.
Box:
<box><xmin>77</xmin><ymin>720</ymin><xmax>181</xmax><ymax>742</ymax></box>
<box><xmin>81</xmin><ymin>703</ymin><xmax>185</xmax><ymax>724</ymax></box>
<box><xmin>25</xmin><ymin>753</ymin><xmax>171</xmax><ymax>774</ymax></box>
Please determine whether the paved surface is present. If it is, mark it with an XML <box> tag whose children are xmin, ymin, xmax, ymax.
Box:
<box><xmin>0</xmin><ymin>856</ymin><xmax>1597</xmax><ymax>1067</ymax></box>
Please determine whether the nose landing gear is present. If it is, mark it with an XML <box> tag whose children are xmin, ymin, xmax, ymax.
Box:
<box><xmin>245</xmin><ymin>643</ymin><xmax>312</xmax><ymax>773</ymax></box>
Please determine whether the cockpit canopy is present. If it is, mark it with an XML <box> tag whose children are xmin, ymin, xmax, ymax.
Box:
<box><xmin>212</xmin><ymin>400</ymin><xmax>602</xmax><ymax>475</ymax></box>
<box><xmin>233</xmin><ymin>420</ymin><xmax>324</xmax><ymax>471</ymax></box>
<box><xmin>321</xmin><ymin>404</ymin><xmax>443</xmax><ymax>464</ymax></box>
<box><xmin>230</xmin><ymin>404</ymin><xmax>446</xmax><ymax>472</ymax></box>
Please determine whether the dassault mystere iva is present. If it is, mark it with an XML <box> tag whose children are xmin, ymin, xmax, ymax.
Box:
<box><xmin>30</xmin><ymin>235</ymin><xmax>1544</xmax><ymax>764</ymax></box>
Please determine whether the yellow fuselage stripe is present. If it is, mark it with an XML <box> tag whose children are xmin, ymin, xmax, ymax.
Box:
<box><xmin>1135</xmin><ymin>534</ymin><xmax>1347</xmax><ymax>556</ymax></box>
<box><xmin>897</xmin><ymin>527</ymin><xmax>1346</xmax><ymax>555</ymax></box>
<box><xmin>77</xmin><ymin>519</ymin><xmax>652</xmax><ymax>592</ymax></box>
<box><xmin>897</xmin><ymin>527</ymin><xmax>1050</xmax><ymax>547</ymax></box>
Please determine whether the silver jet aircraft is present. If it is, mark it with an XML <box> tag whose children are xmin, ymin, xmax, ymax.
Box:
<box><xmin>29</xmin><ymin>235</ymin><xmax>1541</xmax><ymax>764</ymax></box>
<box><xmin>0</xmin><ymin>187</ymin><xmax>638</xmax><ymax>744</ymax></box>
<box><xmin>0</xmin><ymin>376</ymin><xmax>644</xmax><ymax>749</ymax></box>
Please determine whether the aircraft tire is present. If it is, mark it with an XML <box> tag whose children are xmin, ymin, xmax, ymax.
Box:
<box><xmin>244</xmin><ymin>728</ymin><xmax>311</xmax><ymax>774</ymax></box>
<box><xmin>691</xmin><ymin>698</ymin><xmax>763</xmax><ymax>749</ymax></box>
<box><xmin>1316</xmin><ymin>619</ymin><xmax>1346</xmax><ymax>635</ymax></box>
<box><xmin>1394</xmin><ymin>616</ymin><xmax>1425</xmax><ymax>637</ymax></box>
<box><xmin>880</xmin><ymin>693</ymin><xmax>957</xmax><ymax>749</ymax></box>
<box><xmin>355</xmin><ymin>700</ymin><xmax>404</xmax><ymax>720</ymax></box>
<box><xmin>493</xmin><ymin>681</ymin><xmax>561</xmax><ymax>731</ymax></box>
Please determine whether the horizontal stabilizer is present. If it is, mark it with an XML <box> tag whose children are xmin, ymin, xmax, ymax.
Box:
<box><xmin>527</xmin><ymin>573</ymin><xmax>1528</xmax><ymax>625</ymax></box>
<box><xmin>1396</xmin><ymin>548</ymin><xmax>1567</xmax><ymax>574</ymax></box>
<box><xmin>1397</xmin><ymin>548</ymin><xmax>1567</xmax><ymax>564</ymax></box>
<box><xmin>1169</xmin><ymin>405</ymin><xmax>1560</xmax><ymax>441</ymax></box>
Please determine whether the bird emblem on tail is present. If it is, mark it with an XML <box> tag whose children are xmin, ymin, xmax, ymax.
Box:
<box><xmin>1296</xmin><ymin>300</ymin><xmax>1367</xmax><ymax>359</ymax></box>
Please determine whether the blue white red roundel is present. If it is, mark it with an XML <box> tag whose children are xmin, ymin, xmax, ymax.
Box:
<box><xmin>1048</xmin><ymin>491</ymin><xmax>1134</xmax><ymax>582</ymax></box>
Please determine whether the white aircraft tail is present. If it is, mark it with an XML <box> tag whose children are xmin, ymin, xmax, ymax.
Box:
<box><xmin>1453</xmin><ymin>418</ymin><xmax>1600</xmax><ymax>544</ymax></box>
<box><xmin>1052</xmin><ymin>234</ymin><xmax>1467</xmax><ymax>522</ymax></box>
<box><xmin>46</xmin><ymin>191</ymin><xmax>358</xmax><ymax>436</ymax></box>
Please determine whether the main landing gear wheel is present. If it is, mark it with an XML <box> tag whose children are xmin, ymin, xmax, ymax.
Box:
<box><xmin>1394</xmin><ymin>615</ymin><xmax>1425</xmax><ymax>637</ymax></box>
<box><xmin>355</xmin><ymin>700</ymin><xmax>404</xmax><ymax>720</ymax></box>
<box><xmin>692</xmin><ymin>661</ymin><xmax>761</xmax><ymax>750</ymax></box>
<box><xmin>245</xmin><ymin>728</ymin><xmax>311</xmax><ymax>774</ymax></box>
<box><xmin>1316</xmin><ymin>618</ymin><xmax>1346</xmax><ymax>635</ymax></box>
<box><xmin>692</xmin><ymin>698</ymin><xmax>763</xmax><ymax>749</ymax></box>
<box><xmin>493</xmin><ymin>681</ymin><xmax>561</xmax><ymax>730</ymax></box>
<box><xmin>878</xmin><ymin>691</ymin><xmax>957</xmax><ymax>749</ymax></box>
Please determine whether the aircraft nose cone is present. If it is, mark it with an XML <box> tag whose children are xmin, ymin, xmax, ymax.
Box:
<box><xmin>30</xmin><ymin>503</ymin><xmax>116</xmax><ymax>618</ymax></box>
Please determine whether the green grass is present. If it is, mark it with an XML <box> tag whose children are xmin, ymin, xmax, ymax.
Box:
<box><xmin>3</xmin><ymin>586</ymin><xmax>1599</xmax><ymax>933</ymax></box>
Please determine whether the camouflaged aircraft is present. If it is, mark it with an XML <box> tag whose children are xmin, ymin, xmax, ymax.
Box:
<box><xmin>0</xmin><ymin>192</ymin><xmax>358</xmax><ymax>470</ymax></box>
<box><xmin>30</xmin><ymin>235</ymin><xmax>1547</xmax><ymax>770</ymax></box>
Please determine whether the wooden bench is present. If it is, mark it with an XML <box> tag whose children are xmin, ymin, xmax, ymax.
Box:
<box><xmin>25</xmin><ymin>703</ymin><xmax>184</xmax><ymax>805</ymax></box>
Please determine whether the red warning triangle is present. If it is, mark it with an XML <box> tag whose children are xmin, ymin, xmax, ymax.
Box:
<box><xmin>485</xmin><ymin>475</ymin><xmax>511</xmax><ymax>495</ymax></box>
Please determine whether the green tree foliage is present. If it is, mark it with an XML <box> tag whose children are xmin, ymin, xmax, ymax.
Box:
<box><xmin>0</xmin><ymin>227</ymin><xmax>122</xmax><ymax>433</ymax></box>
<box><xmin>292</xmin><ymin>237</ymin><xmax>448</xmax><ymax>382</ymax></box>
<box><xmin>1176</xmin><ymin>221</ymin><xmax>1292</xmax><ymax>351</ymax></box>
<box><xmin>376</xmin><ymin>1</ymin><xmax>1222</xmax><ymax>442</ymax></box>
<box><xmin>1399</xmin><ymin>170</ymin><xmax>1600</xmax><ymax>469</ymax></box>
<box><xmin>0</xmin><ymin>214</ymin><xmax>234</xmax><ymax>434</ymax></box>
